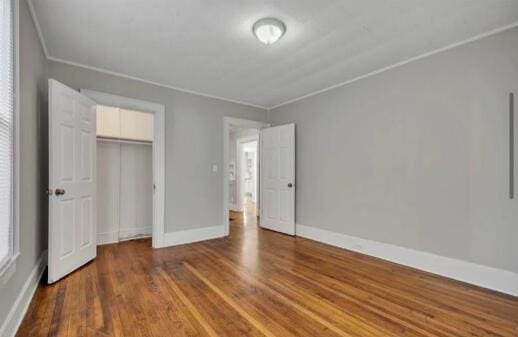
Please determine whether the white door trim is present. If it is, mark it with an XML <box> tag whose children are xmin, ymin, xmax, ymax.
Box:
<box><xmin>80</xmin><ymin>89</ymin><xmax>166</xmax><ymax>248</ymax></box>
<box><xmin>223</xmin><ymin>117</ymin><xmax>269</xmax><ymax>236</ymax></box>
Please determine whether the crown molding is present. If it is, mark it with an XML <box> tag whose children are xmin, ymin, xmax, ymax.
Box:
<box><xmin>48</xmin><ymin>57</ymin><xmax>268</xmax><ymax>109</ymax></box>
<box><xmin>268</xmin><ymin>21</ymin><xmax>518</xmax><ymax>110</ymax></box>
<box><xmin>26</xmin><ymin>1</ymin><xmax>267</xmax><ymax>110</ymax></box>
<box><xmin>24</xmin><ymin>0</ymin><xmax>518</xmax><ymax>112</ymax></box>
<box><xmin>26</xmin><ymin>0</ymin><xmax>49</xmax><ymax>58</ymax></box>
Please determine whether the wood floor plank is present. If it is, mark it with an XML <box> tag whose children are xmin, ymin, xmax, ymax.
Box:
<box><xmin>15</xmin><ymin>275</ymin><xmax>58</xmax><ymax>337</ymax></box>
<box><xmin>16</xmin><ymin>204</ymin><xmax>518</xmax><ymax>337</ymax></box>
<box><xmin>211</xmin><ymin>227</ymin><xmax>517</xmax><ymax>336</ymax></box>
<box><xmin>67</xmin><ymin>266</ymin><xmax>86</xmax><ymax>337</ymax></box>
<box><xmin>200</xmin><ymin>235</ymin><xmax>505</xmax><ymax>337</ymax></box>
<box><xmin>191</xmin><ymin>246</ymin><xmax>400</xmax><ymax>337</ymax></box>
<box><xmin>149</xmin><ymin>266</ymin><xmax>209</xmax><ymax>337</ymax></box>
<box><xmin>184</xmin><ymin>262</ymin><xmax>285</xmax><ymax>337</ymax></box>
<box><xmin>168</xmin><ymin>264</ymin><xmax>265</xmax><ymax>337</ymax></box>
<box><xmin>157</xmin><ymin>268</ymin><xmax>219</xmax><ymax>337</ymax></box>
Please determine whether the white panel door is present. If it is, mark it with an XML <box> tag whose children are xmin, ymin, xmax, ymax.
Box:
<box><xmin>260</xmin><ymin>124</ymin><xmax>295</xmax><ymax>235</ymax></box>
<box><xmin>48</xmin><ymin>79</ymin><xmax>97</xmax><ymax>283</ymax></box>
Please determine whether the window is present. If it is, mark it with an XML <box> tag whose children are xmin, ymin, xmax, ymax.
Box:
<box><xmin>0</xmin><ymin>0</ymin><xmax>16</xmax><ymax>274</ymax></box>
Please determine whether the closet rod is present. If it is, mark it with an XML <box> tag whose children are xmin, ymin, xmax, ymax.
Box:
<box><xmin>97</xmin><ymin>136</ymin><xmax>152</xmax><ymax>146</ymax></box>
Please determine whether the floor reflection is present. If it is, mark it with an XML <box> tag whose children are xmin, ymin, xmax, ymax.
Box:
<box><xmin>229</xmin><ymin>196</ymin><xmax>259</xmax><ymax>270</ymax></box>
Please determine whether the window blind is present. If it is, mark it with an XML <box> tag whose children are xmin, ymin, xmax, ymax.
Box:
<box><xmin>0</xmin><ymin>0</ymin><xmax>14</xmax><ymax>267</ymax></box>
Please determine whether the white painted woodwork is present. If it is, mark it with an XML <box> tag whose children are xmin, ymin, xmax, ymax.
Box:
<box><xmin>48</xmin><ymin>79</ymin><xmax>97</xmax><ymax>283</ymax></box>
<box><xmin>96</xmin><ymin>105</ymin><xmax>120</xmax><ymax>138</ymax></box>
<box><xmin>296</xmin><ymin>224</ymin><xmax>518</xmax><ymax>296</ymax></box>
<box><xmin>120</xmin><ymin>108</ymin><xmax>154</xmax><ymax>141</ymax></box>
<box><xmin>260</xmin><ymin>124</ymin><xmax>295</xmax><ymax>235</ymax></box>
<box><xmin>80</xmin><ymin>89</ymin><xmax>165</xmax><ymax>249</ymax></box>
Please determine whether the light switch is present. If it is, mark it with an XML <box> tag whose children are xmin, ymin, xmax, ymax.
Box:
<box><xmin>212</xmin><ymin>164</ymin><xmax>218</xmax><ymax>172</ymax></box>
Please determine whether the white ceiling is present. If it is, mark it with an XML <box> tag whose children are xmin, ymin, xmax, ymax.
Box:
<box><xmin>30</xmin><ymin>0</ymin><xmax>518</xmax><ymax>109</ymax></box>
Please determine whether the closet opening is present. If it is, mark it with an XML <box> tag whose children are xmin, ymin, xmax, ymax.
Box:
<box><xmin>81</xmin><ymin>90</ymin><xmax>166</xmax><ymax>248</ymax></box>
<box><xmin>96</xmin><ymin>105</ymin><xmax>154</xmax><ymax>244</ymax></box>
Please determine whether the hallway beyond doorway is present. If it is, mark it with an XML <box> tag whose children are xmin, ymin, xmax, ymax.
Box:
<box><xmin>229</xmin><ymin>196</ymin><xmax>257</xmax><ymax>229</ymax></box>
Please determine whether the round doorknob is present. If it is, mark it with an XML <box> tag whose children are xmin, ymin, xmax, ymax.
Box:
<box><xmin>288</xmin><ymin>183</ymin><xmax>293</xmax><ymax>188</ymax></box>
<box><xmin>55</xmin><ymin>188</ymin><xmax>66</xmax><ymax>196</ymax></box>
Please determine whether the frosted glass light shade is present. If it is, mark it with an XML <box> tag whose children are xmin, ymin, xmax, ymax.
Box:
<box><xmin>253</xmin><ymin>18</ymin><xmax>286</xmax><ymax>45</ymax></box>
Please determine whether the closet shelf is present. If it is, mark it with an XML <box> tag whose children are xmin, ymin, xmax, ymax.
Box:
<box><xmin>97</xmin><ymin>136</ymin><xmax>152</xmax><ymax>146</ymax></box>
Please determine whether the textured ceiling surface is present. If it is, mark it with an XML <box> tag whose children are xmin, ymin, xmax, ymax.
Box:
<box><xmin>31</xmin><ymin>0</ymin><xmax>518</xmax><ymax>108</ymax></box>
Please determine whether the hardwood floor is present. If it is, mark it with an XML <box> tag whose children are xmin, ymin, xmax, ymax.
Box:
<box><xmin>17</xmin><ymin>211</ymin><xmax>518</xmax><ymax>336</ymax></box>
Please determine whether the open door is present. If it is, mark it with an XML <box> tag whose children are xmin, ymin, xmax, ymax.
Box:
<box><xmin>260</xmin><ymin>124</ymin><xmax>295</xmax><ymax>235</ymax></box>
<box><xmin>48</xmin><ymin>79</ymin><xmax>97</xmax><ymax>283</ymax></box>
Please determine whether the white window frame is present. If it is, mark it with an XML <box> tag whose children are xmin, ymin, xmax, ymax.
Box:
<box><xmin>0</xmin><ymin>0</ymin><xmax>20</xmax><ymax>283</ymax></box>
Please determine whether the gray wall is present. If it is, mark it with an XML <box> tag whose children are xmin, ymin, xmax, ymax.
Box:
<box><xmin>0</xmin><ymin>0</ymin><xmax>48</xmax><ymax>327</ymax></box>
<box><xmin>268</xmin><ymin>27</ymin><xmax>518</xmax><ymax>273</ymax></box>
<box><xmin>48</xmin><ymin>61</ymin><xmax>266</xmax><ymax>233</ymax></box>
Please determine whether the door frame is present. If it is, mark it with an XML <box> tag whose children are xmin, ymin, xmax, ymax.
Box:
<box><xmin>223</xmin><ymin>117</ymin><xmax>269</xmax><ymax>236</ymax></box>
<box><xmin>80</xmin><ymin>89</ymin><xmax>166</xmax><ymax>248</ymax></box>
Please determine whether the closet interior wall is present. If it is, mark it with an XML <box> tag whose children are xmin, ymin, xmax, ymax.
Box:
<box><xmin>96</xmin><ymin>106</ymin><xmax>154</xmax><ymax>244</ymax></box>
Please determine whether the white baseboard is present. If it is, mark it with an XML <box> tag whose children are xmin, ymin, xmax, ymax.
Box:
<box><xmin>119</xmin><ymin>226</ymin><xmax>152</xmax><ymax>240</ymax></box>
<box><xmin>97</xmin><ymin>231</ymin><xmax>119</xmax><ymax>245</ymax></box>
<box><xmin>296</xmin><ymin>224</ymin><xmax>518</xmax><ymax>296</ymax></box>
<box><xmin>0</xmin><ymin>250</ymin><xmax>47</xmax><ymax>337</ymax></box>
<box><xmin>162</xmin><ymin>225</ymin><xmax>225</xmax><ymax>247</ymax></box>
<box><xmin>97</xmin><ymin>226</ymin><xmax>152</xmax><ymax>245</ymax></box>
<box><xmin>229</xmin><ymin>204</ymin><xmax>240</xmax><ymax>212</ymax></box>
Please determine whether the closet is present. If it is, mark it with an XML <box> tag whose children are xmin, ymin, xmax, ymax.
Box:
<box><xmin>96</xmin><ymin>105</ymin><xmax>154</xmax><ymax>244</ymax></box>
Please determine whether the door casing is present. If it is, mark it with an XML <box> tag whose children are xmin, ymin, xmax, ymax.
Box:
<box><xmin>80</xmin><ymin>89</ymin><xmax>166</xmax><ymax>248</ymax></box>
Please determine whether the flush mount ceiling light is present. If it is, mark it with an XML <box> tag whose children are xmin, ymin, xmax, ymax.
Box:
<box><xmin>253</xmin><ymin>18</ymin><xmax>286</xmax><ymax>45</ymax></box>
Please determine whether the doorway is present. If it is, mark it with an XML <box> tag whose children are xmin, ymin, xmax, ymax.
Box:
<box><xmin>81</xmin><ymin>89</ymin><xmax>166</xmax><ymax>248</ymax></box>
<box><xmin>48</xmin><ymin>81</ymin><xmax>166</xmax><ymax>283</ymax></box>
<box><xmin>230</xmin><ymin>131</ymin><xmax>259</xmax><ymax>228</ymax></box>
<box><xmin>223</xmin><ymin>118</ymin><xmax>296</xmax><ymax>237</ymax></box>
<box><xmin>96</xmin><ymin>105</ymin><xmax>154</xmax><ymax>245</ymax></box>
<box><xmin>240</xmin><ymin>139</ymin><xmax>258</xmax><ymax>216</ymax></box>
<box><xmin>223</xmin><ymin>117</ymin><xmax>269</xmax><ymax>236</ymax></box>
